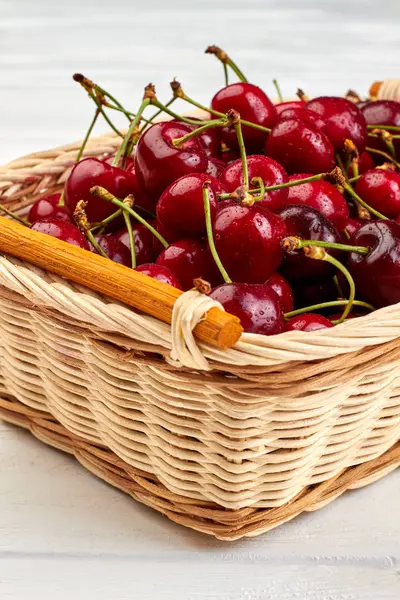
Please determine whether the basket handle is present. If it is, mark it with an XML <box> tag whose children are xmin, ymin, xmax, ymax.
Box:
<box><xmin>0</xmin><ymin>217</ymin><xmax>243</xmax><ymax>349</ymax></box>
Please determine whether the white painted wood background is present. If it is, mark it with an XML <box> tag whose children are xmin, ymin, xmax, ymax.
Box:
<box><xmin>1</xmin><ymin>0</ymin><xmax>400</xmax><ymax>597</ymax></box>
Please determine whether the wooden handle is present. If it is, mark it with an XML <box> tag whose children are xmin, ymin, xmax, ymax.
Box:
<box><xmin>0</xmin><ymin>217</ymin><xmax>243</xmax><ymax>349</ymax></box>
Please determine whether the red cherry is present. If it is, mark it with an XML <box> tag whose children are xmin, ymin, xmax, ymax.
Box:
<box><xmin>218</xmin><ymin>155</ymin><xmax>289</xmax><ymax>212</ymax></box>
<box><xmin>157</xmin><ymin>173</ymin><xmax>218</xmax><ymax>238</ymax></box>
<box><xmin>135</xmin><ymin>263</ymin><xmax>182</xmax><ymax>289</ymax></box>
<box><xmin>209</xmin><ymin>283</ymin><xmax>284</xmax><ymax>335</ymax></box>
<box><xmin>95</xmin><ymin>234</ymin><xmax>132</xmax><ymax>266</ymax></box>
<box><xmin>278</xmin><ymin>107</ymin><xmax>326</xmax><ymax>132</ymax></box>
<box><xmin>134</xmin><ymin>122</ymin><xmax>208</xmax><ymax>205</ymax></box>
<box><xmin>285</xmin><ymin>173</ymin><xmax>349</xmax><ymax>229</ymax></box>
<box><xmin>206</xmin><ymin>157</ymin><xmax>226</xmax><ymax>179</ymax></box>
<box><xmin>344</xmin><ymin>217</ymin><xmax>365</xmax><ymax>237</ymax></box>
<box><xmin>156</xmin><ymin>239</ymin><xmax>221</xmax><ymax>291</ymax></box>
<box><xmin>285</xmin><ymin>313</ymin><xmax>333</xmax><ymax>332</ymax></box>
<box><xmin>306</xmin><ymin>96</ymin><xmax>367</xmax><ymax>153</ymax></box>
<box><xmin>114</xmin><ymin>222</ymin><xmax>155</xmax><ymax>265</ymax></box>
<box><xmin>361</xmin><ymin>100</ymin><xmax>400</xmax><ymax>127</ymax></box>
<box><xmin>31</xmin><ymin>218</ymin><xmax>90</xmax><ymax>250</ymax></box>
<box><xmin>210</xmin><ymin>83</ymin><xmax>277</xmax><ymax>152</ymax></box>
<box><xmin>276</xmin><ymin>204</ymin><xmax>343</xmax><ymax>283</ymax></box>
<box><xmin>275</xmin><ymin>100</ymin><xmax>304</xmax><ymax>115</ymax></box>
<box><xmin>355</xmin><ymin>169</ymin><xmax>400</xmax><ymax>218</ymax></box>
<box><xmin>348</xmin><ymin>151</ymin><xmax>375</xmax><ymax>178</ymax></box>
<box><xmin>266</xmin><ymin>119</ymin><xmax>335</xmax><ymax>175</ymax></box>
<box><xmin>103</xmin><ymin>154</ymin><xmax>136</xmax><ymax>171</ymax></box>
<box><xmin>348</xmin><ymin>220</ymin><xmax>400</xmax><ymax>308</ymax></box>
<box><xmin>266</xmin><ymin>273</ymin><xmax>293</xmax><ymax>313</ymax></box>
<box><xmin>64</xmin><ymin>158</ymin><xmax>141</xmax><ymax>223</ymax></box>
<box><xmin>212</xmin><ymin>201</ymin><xmax>286</xmax><ymax>284</ymax></box>
<box><xmin>153</xmin><ymin>219</ymin><xmax>181</xmax><ymax>256</ymax></box>
<box><xmin>29</xmin><ymin>193</ymin><xmax>71</xmax><ymax>223</ymax></box>
<box><xmin>185</xmin><ymin>117</ymin><xmax>222</xmax><ymax>157</ymax></box>
<box><xmin>103</xmin><ymin>154</ymin><xmax>154</xmax><ymax>215</ymax></box>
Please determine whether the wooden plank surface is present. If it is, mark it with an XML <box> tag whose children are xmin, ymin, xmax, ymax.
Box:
<box><xmin>1</xmin><ymin>0</ymin><xmax>400</xmax><ymax>597</ymax></box>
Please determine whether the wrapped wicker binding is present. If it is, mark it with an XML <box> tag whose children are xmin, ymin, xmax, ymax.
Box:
<box><xmin>0</xmin><ymin>131</ymin><xmax>399</xmax><ymax>540</ymax></box>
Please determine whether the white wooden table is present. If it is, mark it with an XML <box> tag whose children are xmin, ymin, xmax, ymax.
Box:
<box><xmin>1</xmin><ymin>0</ymin><xmax>400</xmax><ymax>597</ymax></box>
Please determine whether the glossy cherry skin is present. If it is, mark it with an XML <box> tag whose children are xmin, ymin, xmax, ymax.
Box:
<box><xmin>275</xmin><ymin>101</ymin><xmax>305</xmax><ymax>115</ymax></box>
<box><xmin>266</xmin><ymin>119</ymin><xmax>335</xmax><ymax>175</ymax></box>
<box><xmin>156</xmin><ymin>239</ymin><xmax>221</xmax><ymax>291</ymax></box>
<box><xmin>156</xmin><ymin>173</ymin><xmax>218</xmax><ymax>238</ymax></box>
<box><xmin>212</xmin><ymin>201</ymin><xmax>286</xmax><ymax>284</ymax></box>
<box><xmin>276</xmin><ymin>204</ymin><xmax>343</xmax><ymax>283</ymax></box>
<box><xmin>348</xmin><ymin>151</ymin><xmax>375</xmax><ymax>178</ymax></box>
<box><xmin>278</xmin><ymin>107</ymin><xmax>326</xmax><ymax>133</ymax></box>
<box><xmin>114</xmin><ymin>222</ymin><xmax>155</xmax><ymax>266</ymax></box>
<box><xmin>31</xmin><ymin>218</ymin><xmax>90</xmax><ymax>250</ymax></box>
<box><xmin>218</xmin><ymin>155</ymin><xmax>289</xmax><ymax>212</ymax></box>
<box><xmin>348</xmin><ymin>220</ymin><xmax>400</xmax><ymax>308</ymax></box>
<box><xmin>29</xmin><ymin>193</ymin><xmax>71</xmax><ymax>223</ymax></box>
<box><xmin>135</xmin><ymin>263</ymin><xmax>182</xmax><ymax>290</ymax></box>
<box><xmin>292</xmin><ymin>279</ymin><xmax>337</xmax><ymax>311</ymax></box>
<box><xmin>103</xmin><ymin>154</ymin><xmax>136</xmax><ymax>171</ymax></box>
<box><xmin>209</xmin><ymin>283</ymin><xmax>285</xmax><ymax>335</ymax></box>
<box><xmin>210</xmin><ymin>83</ymin><xmax>277</xmax><ymax>153</ymax></box>
<box><xmin>344</xmin><ymin>217</ymin><xmax>364</xmax><ymax>237</ymax></box>
<box><xmin>361</xmin><ymin>100</ymin><xmax>400</xmax><ymax>128</ymax></box>
<box><xmin>206</xmin><ymin>157</ymin><xmax>226</xmax><ymax>179</ymax></box>
<box><xmin>266</xmin><ymin>273</ymin><xmax>294</xmax><ymax>313</ymax></box>
<box><xmin>94</xmin><ymin>234</ymin><xmax>132</xmax><ymax>266</ymax></box>
<box><xmin>185</xmin><ymin>118</ymin><xmax>221</xmax><ymax>157</ymax></box>
<box><xmin>64</xmin><ymin>158</ymin><xmax>141</xmax><ymax>223</ymax></box>
<box><xmin>285</xmin><ymin>313</ymin><xmax>333</xmax><ymax>332</ymax></box>
<box><xmin>286</xmin><ymin>173</ymin><xmax>349</xmax><ymax>229</ymax></box>
<box><xmin>103</xmin><ymin>154</ymin><xmax>154</xmax><ymax>215</ymax></box>
<box><xmin>306</xmin><ymin>96</ymin><xmax>367</xmax><ymax>153</ymax></box>
<box><xmin>134</xmin><ymin>122</ymin><xmax>208</xmax><ymax>205</ymax></box>
<box><xmin>355</xmin><ymin>169</ymin><xmax>400</xmax><ymax>218</ymax></box>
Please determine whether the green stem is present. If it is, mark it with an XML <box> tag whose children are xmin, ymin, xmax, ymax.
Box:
<box><xmin>284</xmin><ymin>299</ymin><xmax>375</xmax><ymax>319</ymax></box>
<box><xmin>172</xmin><ymin>118</ymin><xmax>225</xmax><ymax>147</ymax></box>
<box><xmin>223</xmin><ymin>63</ymin><xmax>229</xmax><ymax>86</ymax></box>
<box><xmin>335</xmin><ymin>153</ymin><xmax>349</xmax><ymax>181</ymax></box>
<box><xmin>86</xmin><ymin>230</ymin><xmax>109</xmax><ymax>259</ymax></box>
<box><xmin>0</xmin><ymin>204</ymin><xmax>30</xmax><ymax>226</ymax></box>
<box><xmin>282</xmin><ymin>237</ymin><xmax>369</xmax><ymax>255</ymax></box>
<box><xmin>112</xmin><ymin>97</ymin><xmax>150</xmax><ymax>167</ymax></box>
<box><xmin>344</xmin><ymin>182</ymin><xmax>388</xmax><ymax>220</ymax></box>
<box><xmin>217</xmin><ymin>172</ymin><xmax>328</xmax><ymax>201</ymax></box>
<box><xmin>76</xmin><ymin>107</ymin><xmax>100</xmax><ymax>161</ymax></box>
<box><xmin>234</xmin><ymin>118</ymin><xmax>249</xmax><ymax>189</ymax></box>
<box><xmin>251</xmin><ymin>177</ymin><xmax>265</xmax><ymax>201</ymax></box>
<box><xmin>367</xmin><ymin>124</ymin><xmax>400</xmax><ymax>132</ymax></box>
<box><xmin>272</xmin><ymin>79</ymin><xmax>283</xmax><ymax>103</ymax></box>
<box><xmin>348</xmin><ymin>175</ymin><xmax>361</xmax><ymax>184</ymax></box>
<box><xmin>203</xmin><ymin>185</ymin><xmax>231</xmax><ymax>283</ymax></box>
<box><xmin>90</xmin><ymin>208</ymin><xmax>123</xmax><ymax>233</ymax></box>
<box><xmin>105</xmin><ymin>102</ymin><xmax>152</xmax><ymax>125</ymax></box>
<box><xmin>87</xmin><ymin>90</ymin><xmax>123</xmax><ymax>138</ymax></box>
<box><xmin>149</xmin><ymin>98</ymin><xmax>211</xmax><ymax>126</ymax></box>
<box><xmin>366</xmin><ymin>146</ymin><xmax>400</xmax><ymax>169</ymax></box>
<box><xmin>205</xmin><ymin>46</ymin><xmax>248</xmax><ymax>83</ymax></box>
<box><xmin>319</xmin><ymin>252</ymin><xmax>355</xmax><ymax>323</ymax></box>
<box><xmin>123</xmin><ymin>212</ymin><xmax>136</xmax><ymax>268</ymax></box>
<box><xmin>90</xmin><ymin>187</ymin><xmax>168</xmax><ymax>249</ymax></box>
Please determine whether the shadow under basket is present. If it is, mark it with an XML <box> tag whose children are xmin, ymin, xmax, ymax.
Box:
<box><xmin>0</xmin><ymin>132</ymin><xmax>400</xmax><ymax>540</ymax></box>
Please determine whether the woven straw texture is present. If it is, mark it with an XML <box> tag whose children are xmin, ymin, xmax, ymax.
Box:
<box><xmin>0</xmin><ymin>132</ymin><xmax>400</xmax><ymax>538</ymax></box>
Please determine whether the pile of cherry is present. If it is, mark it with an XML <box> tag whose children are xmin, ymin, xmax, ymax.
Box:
<box><xmin>21</xmin><ymin>48</ymin><xmax>400</xmax><ymax>335</ymax></box>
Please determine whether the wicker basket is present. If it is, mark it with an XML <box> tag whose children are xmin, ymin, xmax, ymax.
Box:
<box><xmin>0</xmin><ymin>131</ymin><xmax>399</xmax><ymax>541</ymax></box>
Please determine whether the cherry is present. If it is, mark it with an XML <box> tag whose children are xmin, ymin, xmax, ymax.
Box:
<box><xmin>285</xmin><ymin>173</ymin><xmax>349</xmax><ymax>229</ymax></box>
<box><xmin>210</xmin><ymin>83</ymin><xmax>277</xmax><ymax>152</ymax></box>
<box><xmin>156</xmin><ymin>239</ymin><xmax>221</xmax><ymax>290</ymax></box>
<box><xmin>344</xmin><ymin>217</ymin><xmax>364</xmax><ymax>237</ymax></box>
<box><xmin>292</xmin><ymin>279</ymin><xmax>337</xmax><ymax>311</ymax></box>
<box><xmin>218</xmin><ymin>155</ymin><xmax>289</xmax><ymax>212</ymax></box>
<box><xmin>348</xmin><ymin>151</ymin><xmax>374</xmax><ymax>177</ymax></box>
<box><xmin>275</xmin><ymin>100</ymin><xmax>304</xmax><ymax>115</ymax></box>
<box><xmin>185</xmin><ymin>117</ymin><xmax>222</xmax><ymax>157</ymax></box>
<box><xmin>114</xmin><ymin>222</ymin><xmax>155</xmax><ymax>265</ymax></box>
<box><xmin>31</xmin><ymin>218</ymin><xmax>90</xmax><ymax>250</ymax></box>
<box><xmin>103</xmin><ymin>155</ymin><xmax>136</xmax><ymax>171</ymax></box>
<box><xmin>266</xmin><ymin>119</ymin><xmax>335</xmax><ymax>175</ymax></box>
<box><xmin>134</xmin><ymin>122</ymin><xmax>208</xmax><ymax>205</ymax></box>
<box><xmin>28</xmin><ymin>193</ymin><xmax>71</xmax><ymax>223</ymax></box>
<box><xmin>278</xmin><ymin>107</ymin><xmax>326</xmax><ymax>133</ymax></box>
<box><xmin>206</xmin><ymin>157</ymin><xmax>226</xmax><ymax>179</ymax></box>
<box><xmin>209</xmin><ymin>283</ymin><xmax>284</xmax><ymax>335</ymax></box>
<box><xmin>361</xmin><ymin>100</ymin><xmax>400</xmax><ymax>128</ymax></box>
<box><xmin>64</xmin><ymin>158</ymin><xmax>142</xmax><ymax>223</ymax></box>
<box><xmin>94</xmin><ymin>233</ymin><xmax>132</xmax><ymax>266</ymax></box>
<box><xmin>285</xmin><ymin>313</ymin><xmax>333</xmax><ymax>332</ymax></box>
<box><xmin>212</xmin><ymin>201</ymin><xmax>286</xmax><ymax>284</ymax></box>
<box><xmin>306</xmin><ymin>96</ymin><xmax>367</xmax><ymax>152</ymax></box>
<box><xmin>276</xmin><ymin>204</ymin><xmax>343</xmax><ymax>283</ymax></box>
<box><xmin>348</xmin><ymin>220</ymin><xmax>400</xmax><ymax>308</ymax></box>
<box><xmin>135</xmin><ymin>263</ymin><xmax>182</xmax><ymax>290</ymax></box>
<box><xmin>156</xmin><ymin>173</ymin><xmax>218</xmax><ymax>238</ymax></box>
<box><xmin>266</xmin><ymin>273</ymin><xmax>293</xmax><ymax>313</ymax></box>
<box><xmin>103</xmin><ymin>154</ymin><xmax>154</xmax><ymax>215</ymax></box>
<box><xmin>355</xmin><ymin>169</ymin><xmax>400</xmax><ymax>218</ymax></box>
<box><xmin>153</xmin><ymin>218</ymin><xmax>181</xmax><ymax>256</ymax></box>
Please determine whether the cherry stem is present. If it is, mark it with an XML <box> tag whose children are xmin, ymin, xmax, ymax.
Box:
<box><xmin>0</xmin><ymin>204</ymin><xmax>30</xmax><ymax>227</ymax></box>
<box><xmin>343</xmin><ymin>181</ymin><xmax>388</xmax><ymax>220</ymax></box>
<box><xmin>284</xmin><ymin>299</ymin><xmax>375</xmax><ymax>319</ymax></box>
<box><xmin>112</xmin><ymin>96</ymin><xmax>151</xmax><ymax>167</ymax></box>
<box><xmin>87</xmin><ymin>89</ymin><xmax>124</xmax><ymax>138</ymax></box>
<box><xmin>87</xmin><ymin>230</ymin><xmax>109</xmax><ymax>259</ymax></box>
<box><xmin>367</xmin><ymin>124</ymin><xmax>400</xmax><ymax>132</ymax></box>
<box><xmin>123</xmin><ymin>211</ymin><xmax>136</xmax><ymax>269</ymax></box>
<box><xmin>251</xmin><ymin>177</ymin><xmax>265</xmax><ymax>201</ymax></box>
<box><xmin>205</xmin><ymin>45</ymin><xmax>248</xmax><ymax>83</ymax></box>
<box><xmin>223</xmin><ymin>63</ymin><xmax>229</xmax><ymax>86</ymax></box>
<box><xmin>232</xmin><ymin>114</ymin><xmax>249</xmax><ymax>190</ymax></box>
<box><xmin>217</xmin><ymin>172</ymin><xmax>328</xmax><ymax>201</ymax></box>
<box><xmin>90</xmin><ymin>186</ymin><xmax>168</xmax><ymax>249</ymax></box>
<box><xmin>203</xmin><ymin>184</ymin><xmax>232</xmax><ymax>283</ymax></box>
<box><xmin>76</xmin><ymin>107</ymin><xmax>101</xmax><ymax>162</ymax></box>
<box><xmin>282</xmin><ymin>236</ymin><xmax>369</xmax><ymax>255</ymax></box>
<box><xmin>303</xmin><ymin>247</ymin><xmax>355</xmax><ymax>323</ymax></box>
<box><xmin>366</xmin><ymin>146</ymin><xmax>400</xmax><ymax>169</ymax></box>
<box><xmin>90</xmin><ymin>208</ymin><xmax>123</xmax><ymax>233</ymax></box>
<box><xmin>171</xmin><ymin>118</ymin><xmax>226</xmax><ymax>147</ymax></box>
<box><xmin>348</xmin><ymin>175</ymin><xmax>361</xmax><ymax>184</ymax></box>
<box><xmin>105</xmin><ymin>102</ymin><xmax>153</xmax><ymax>126</ymax></box>
<box><xmin>335</xmin><ymin>153</ymin><xmax>349</xmax><ymax>182</ymax></box>
<box><xmin>149</xmin><ymin>98</ymin><xmax>210</xmax><ymax>126</ymax></box>
<box><xmin>140</xmin><ymin>97</ymin><xmax>176</xmax><ymax>131</ymax></box>
<box><xmin>73</xmin><ymin>199</ymin><xmax>109</xmax><ymax>258</ymax></box>
<box><xmin>351</xmin><ymin>157</ymin><xmax>359</xmax><ymax>179</ymax></box>
<box><xmin>272</xmin><ymin>79</ymin><xmax>284</xmax><ymax>103</ymax></box>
